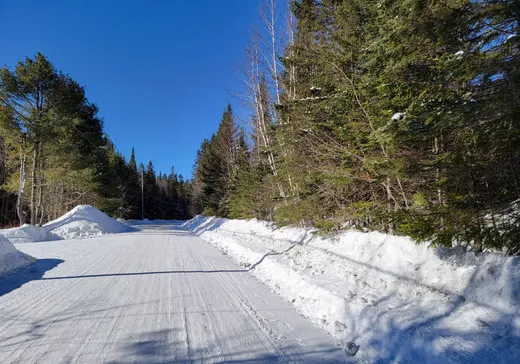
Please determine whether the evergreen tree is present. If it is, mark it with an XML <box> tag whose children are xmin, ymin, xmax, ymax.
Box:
<box><xmin>194</xmin><ymin>105</ymin><xmax>237</xmax><ymax>217</ymax></box>
<box><xmin>1</xmin><ymin>53</ymin><xmax>107</xmax><ymax>224</ymax></box>
<box><xmin>120</xmin><ymin>147</ymin><xmax>141</xmax><ymax>218</ymax></box>
<box><xmin>0</xmin><ymin>54</ymin><xmax>194</xmax><ymax>227</ymax></box>
<box><xmin>143</xmin><ymin>161</ymin><xmax>158</xmax><ymax>219</ymax></box>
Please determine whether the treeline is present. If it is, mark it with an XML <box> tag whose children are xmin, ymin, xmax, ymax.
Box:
<box><xmin>0</xmin><ymin>53</ymin><xmax>191</xmax><ymax>226</ymax></box>
<box><xmin>192</xmin><ymin>0</ymin><xmax>520</xmax><ymax>254</ymax></box>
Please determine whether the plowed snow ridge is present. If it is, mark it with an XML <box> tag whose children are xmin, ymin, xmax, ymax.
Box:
<box><xmin>188</xmin><ymin>215</ymin><xmax>520</xmax><ymax>364</ymax></box>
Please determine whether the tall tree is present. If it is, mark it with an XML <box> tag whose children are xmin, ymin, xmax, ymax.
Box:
<box><xmin>193</xmin><ymin>105</ymin><xmax>239</xmax><ymax>217</ymax></box>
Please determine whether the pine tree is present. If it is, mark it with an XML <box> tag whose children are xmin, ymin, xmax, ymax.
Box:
<box><xmin>143</xmin><ymin>161</ymin><xmax>158</xmax><ymax>219</ymax></box>
<box><xmin>1</xmin><ymin>53</ymin><xmax>195</xmax><ymax>227</ymax></box>
<box><xmin>1</xmin><ymin>53</ymin><xmax>107</xmax><ymax>224</ymax></box>
<box><xmin>119</xmin><ymin>147</ymin><xmax>141</xmax><ymax>218</ymax></box>
<box><xmin>194</xmin><ymin>105</ymin><xmax>238</xmax><ymax>217</ymax></box>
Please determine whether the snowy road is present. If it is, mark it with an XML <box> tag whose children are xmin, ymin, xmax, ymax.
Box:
<box><xmin>0</xmin><ymin>224</ymin><xmax>344</xmax><ymax>363</ymax></box>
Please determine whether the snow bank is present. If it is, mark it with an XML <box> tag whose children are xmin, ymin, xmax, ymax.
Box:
<box><xmin>0</xmin><ymin>205</ymin><xmax>131</xmax><ymax>274</ymax></box>
<box><xmin>0</xmin><ymin>205</ymin><xmax>134</xmax><ymax>244</ymax></box>
<box><xmin>0</xmin><ymin>224</ymin><xmax>61</xmax><ymax>244</ymax></box>
<box><xmin>0</xmin><ymin>235</ymin><xmax>35</xmax><ymax>276</ymax></box>
<box><xmin>44</xmin><ymin>205</ymin><xmax>133</xmax><ymax>240</ymax></box>
<box><xmin>185</xmin><ymin>216</ymin><xmax>520</xmax><ymax>363</ymax></box>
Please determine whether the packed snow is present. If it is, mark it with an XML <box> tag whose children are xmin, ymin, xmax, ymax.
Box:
<box><xmin>0</xmin><ymin>224</ymin><xmax>60</xmax><ymax>244</ymax></box>
<box><xmin>0</xmin><ymin>205</ymin><xmax>134</xmax><ymax>275</ymax></box>
<box><xmin>0</xmin><ymin>235</ymin><xmax>35</xmax><ymax>276</ymax></box>
<box><xmin>0</xmin><ymin>205</ymin><xmax>133</xmax><ymax>245</ymax></box>
<box><xmin>0</xmin><ymin>223</ymin><xmax>343</xmax><ymax>363</ymax></box>
<box><xmin>454</xmin><ymin>50</ymin><xmax>465</xmax><ymax>58</ymax></box>
<box><xmin>185</xmin><ymin>215</ymin><xmax>520</xmax><ymax>363</ymax></box>
<box><xmin>43</xmin><ymin>205</ymin><xmax>133</xmax><ymax>240</ymax></box>
<box><xmin>2</xmin><ymin>206</ymin><xmax>519</xmax><ymax>362</ymax></box>
<box><xmin>391</xmin><ymin>112</ymin><xmax>405</xmax><ymax>121</ymax></box>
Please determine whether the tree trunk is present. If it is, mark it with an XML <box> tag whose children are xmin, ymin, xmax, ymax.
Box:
<box><xmin>396</xmin><ymin>176</ymin><xmax>409</xmax><ymax>208</ymax></box>
<box><xmin>434</xmin><ymin>136</ymin><xmax>443</xmax><ymax>206</ymax></box>
<box><xmin>39</xmin><ymin>198</ymin><xmax>46</xmax><ymax>226</ymax></box>
<box><xmin>36</xmin><ymin>180</ymin><xmax>44</xmax><ymax>226</ymax></box>
<box><xmin>385</xmin><ymin>176</ymin><xmax>394</xmax><ymax>234</ymax></box>
<box><xmin>17</xmin><ymin>138</ymin><xmax>27</xmax><ymax>226</ymax></box>
<box><xmin>30</xmin><ymin>140</ymin><xmax>39</xmax><ymax>225</ymax></box>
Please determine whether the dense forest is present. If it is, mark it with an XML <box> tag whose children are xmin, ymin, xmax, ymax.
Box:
<box><xmin>0</xmin><ymin>53</ymin><xmax>191</xmax><ymax>225</ymax></box>
<box><xmin>2</xmin><ymin>0</ymin><xmax>519</xmax><ymax>255</ymax></box>
<box><xmin>191</xmin><ymin>0</ymin><xmax>520</xmax><ymax>254</ymax></box>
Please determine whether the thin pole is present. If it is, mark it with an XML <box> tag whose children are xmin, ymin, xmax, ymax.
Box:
<box><xmin>141</xmin><ymin>170</ymin><xmax>144</xmax><ymax>220</ymax></box>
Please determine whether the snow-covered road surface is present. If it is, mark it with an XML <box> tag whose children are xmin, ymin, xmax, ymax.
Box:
<box><xmin>0</xmin><ymin>223</ymin><xmax>344</xmax><ymax>363</ymax></box>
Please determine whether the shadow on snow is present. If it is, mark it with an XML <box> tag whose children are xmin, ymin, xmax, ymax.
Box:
<box><xmin>184</xmin><ymin>217</ymin><xmax>520</xmax><ymax>363</ymax></box>
<box><xmin>0</xmin><ymin>258</ymin><xmax>64</xmax><ymax>297</ymax></box>
<box><xmin>105</xmin><ymin>328</ymin><xmax>344</xmax><ymax>364</ymax></box>
<box><xmin>39</xmin><ymin>269</ymin><xmax>249</xmax><ymax>281</ymax></box>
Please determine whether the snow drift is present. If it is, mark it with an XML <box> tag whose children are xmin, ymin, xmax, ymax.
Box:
<box><xmin>185</xmin><ymin>216</ymin><xmax>520</xmax><ymax>363</ymax></box>
<box><xmin>0</xmin><ymin>224</ymin><xmax>60</xmax><ymax>244</ymax></box>
<box><xmin>0</xmin><ymin>235</ymin><xmax>35</xmax><ymax>276</ymax></box>
<box><xmin>44</xmin><ymin>205</ymin><xmax>133</xmax><ymax>240</ymax></box>
<box><xmin>0</xmin><ymin>205</ymin><xmax>133</xmax><ymax>245</ymax></box>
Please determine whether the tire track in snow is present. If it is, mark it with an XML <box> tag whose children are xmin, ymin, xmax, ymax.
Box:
<box><xmin>187</xmin><ymin>240</ymin><xmax>272</xmax><ymax>361</ymax></box>
<box><xmin>4</xmin><ymin>236</ymin><xmax>145</xmax><ymax>363</ymax></box>
<box><xmin>200</xmin><ymin>250</ymin><xmax>297</xmax><ymax>362</ymax></box>
<box><xmin>69</xmin><ymin>237</ymin><xmax>146</xmax><ymax>364</ymax></box>
<box><xmin>0</xmin><ymin>225</ymin><xmax>344</xmax><ymax>363</ymax></box>
<box><xmin>0</xmin><ymin>236</ymin><xmax>134</xmax><ymax>337</ymax></box>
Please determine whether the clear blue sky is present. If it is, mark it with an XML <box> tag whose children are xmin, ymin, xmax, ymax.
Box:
<box><xmin>0</xmin><ymin>0</ymin><xmax>261</xmax><ymax>178</ymax></box>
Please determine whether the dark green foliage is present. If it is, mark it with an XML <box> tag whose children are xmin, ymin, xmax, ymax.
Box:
<box><xmin>194</xmin><ymin>0</ymin><xmax>520</xmax><ymax>254</ymax></box>
<box><xmin>0</xmin><ymin>54</ymin><xmax>192</xmax><ymax>225</ymax></box>
<box><xmin>192</xmin><ymin>105</ymin><xmax>237</xmax><ymax>217</ymax></box>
